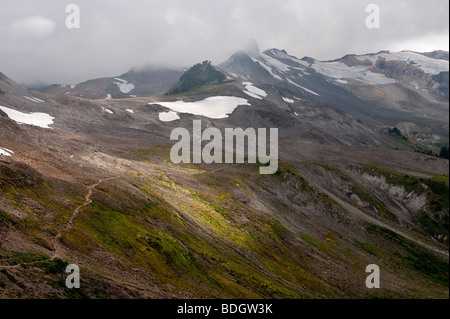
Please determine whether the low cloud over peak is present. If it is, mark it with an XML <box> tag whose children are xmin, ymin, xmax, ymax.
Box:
<box><xmin>0</xmin><ymin>0</ymin><xmax>448</xmax><ymax>85</ymax></box>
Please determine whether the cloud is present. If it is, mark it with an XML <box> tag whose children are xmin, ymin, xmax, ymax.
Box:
<box><xmin>11</xmin><ymin>16</ymin><xmax>55</xmax><ymax>37</ymax></box>
<box><xmin>0</xmin><ymin>0</ymin><xmax>447</xmax><ymax>85</ymax></box>
<box><xmin>165</xmin><ymin>6</ymin><xmax>203</xmax><ymax>28</ymax></box>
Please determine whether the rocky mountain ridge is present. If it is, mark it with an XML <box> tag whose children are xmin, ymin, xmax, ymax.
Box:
<box><xmin>0</xmin><ymin>43</ymin><xmax>448</xmax><ymax>299</ymax></box>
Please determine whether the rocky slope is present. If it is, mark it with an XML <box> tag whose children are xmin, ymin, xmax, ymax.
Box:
<box><xmin>0</xmin><ymin>44</ymin><xmax>448</xmax><ymax>299</ymax></box>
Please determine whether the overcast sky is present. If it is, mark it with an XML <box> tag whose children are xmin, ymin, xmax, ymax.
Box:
<box><xmin>0</xmin><ymin>0</ymin><xmax>448</xmax><ymax>85</ymax></box>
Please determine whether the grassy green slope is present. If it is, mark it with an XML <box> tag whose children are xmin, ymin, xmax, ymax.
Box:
<box><xmin>0</xmin><ymin>152</ymin><xmax>448</xmax><ymax>299</ymax></box>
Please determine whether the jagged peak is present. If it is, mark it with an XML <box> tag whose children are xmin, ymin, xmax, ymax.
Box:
<box><xmin>300</xmin><ymin>56</ymin><xmax>315</xmax><ymax>63</ymax></box>
<box><xmin>266</xmin><ymin>48</ymin><xmax>287</xmax><ymax>54</ymax></box>
<box><xmin>263</xmin><ymin>48</ymin><xmax>292</xmax><ymax>60</ymax></box>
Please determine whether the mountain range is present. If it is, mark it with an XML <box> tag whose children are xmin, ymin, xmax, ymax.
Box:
<box><xmin>0</xmin><ymin>41</ymin><xmax>448</xmax><ymax>299</ymax></box>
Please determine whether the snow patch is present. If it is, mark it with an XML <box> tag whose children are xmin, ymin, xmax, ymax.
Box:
<box><xmin>126</xmin><ymin>109</ymin><xmax>134</xmax><ymax>114</ymax></box>
<box><xmin>242</xmin><ymin>82</ymin><xmax>267</xmax><ymax>99</ymax></box>
<box><xmin>24</xmin><ymin>96</ymin><xmax>44</xmax><ymax>103</ymax></box>
<box><xmin>243</xmin><ymin>91</ymin><xmax>262</xmax><ymax>99</ymax></box>
<box><xmin>0</xmin><ymin>105</ymin><xmax>54</xmax><ymax>128</ymax></box>
<box><xmin>300</xmin><ymin>86</ymin><xmax>320</xmax><ymax>96</ymax></box>
<box><xmin>250</xmin><ymin>57</ymin><xmax>283</xmax><ymax>80</ymax></box>
<box><xmin>152</xmin><ymin>96</ymin><xmax>250</xmax><ymax>119</ymax></box>
<box><xmin>159</xmin><ymin>111</ymin><xmax>180</xmax><ymax>122</ymax></box>
<box><xmin>389</xmin><ymin>51</ymin><xmax>449</xmax><ymax>75</ymax></box>
<box><xmin>105</xmin><ymin>94</ymin><xmax>112</xmax><ymax>99</ymax></box>
<box><xmin>0</xmin><ymin>147</ymin><xmax>13</xmax><ymax>157</ymax></box>
<box><xmin>113</xmin><ymin>78</ymin><xmax>135</xmax><ymax>94</ymax></box>
<box><xmin>286</xmin><ymin>79</ymin><xmax>320</xmax><ymax>96</ymax></box>
<box><xmin>105</xmin><ymin>109</ymin><xmax>114</xmax><ymax>114</ymax></box>
<box><xmin>335</xmin><ymin>79</ymin><xmax>348</xmax><ymax>84</ymax></box>
<box><xmin>260</xmin><ymin>52</ymin><xmax>290</xmax><ymax>72</ymax></box>
<box><xmin>311</xmin><ymin>60</ymin><xmax>396</xmax><ymax>85</ymax></box>
<box><xmin>282</xmin><ymin>97</ymin><xmax>294</xmax><ymax>103</ymax></box>
<box><xmin>356</xmin><ymin>51</ymin><xmax>449</xmax><ymax>75</ymax></box>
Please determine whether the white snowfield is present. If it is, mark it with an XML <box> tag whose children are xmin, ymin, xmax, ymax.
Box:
<box><xmin>0</xmin><ymin>105</ymin><xmax>54</xmax><ymax>129</ymax></box>
<box><xmin>152</xmin><ymin>96</ymin><xmax>250</xmax><ymax>119</ymax></box>
<box><xmin>311</xmin><ymin>60</ymin><xmax>397</xmax><ymax>85</ymax></box>
<box><xmin>313</xmin><ymin>51</ymin><xmax>449</xmax><ymax>85</ymax></box>
<box><xmin>113</xmin><ymin>78</ymin><xmax>135</xmax><ymax>94</ymax></box>
<box><xmin>260</xmin><ymin>52</ymin><xmax>291</xmax><ymax>72</ymax></box>
<box><xmin>243</xmin><ymin>91</ymin><xmax>262</xmax><ymax>99</ymax></box>
<box><xmin>158</xmin><ymin>111</ymin><xmax>180</xmax><ymax>122</ymax></box>
<box><xmin>242</xmin><ymin>82</ymin><xmax>267</xmax><ymax>99</ymax></box>
<box><xmin>355</xmin><ymin>51</ymin><xmax>449</xmax><ymax>75</ymax></box>
<box><xmin>125</xmin><ymin>109</ymin><xmax>134</xmax><ymax>114</ymax></box>
<box><xmin>105</xmin><ymin>94</ymin><xmax>112</xmax><ymax>100</ymax></box>
<box><xmin>282</xmin><ymin>97</ymin><xmax>294</xmax><ymax>103</ymax></box>
<box><xmin>0</xmin><ymin>147</ymin><xmax>14</xmax><ymax>157</ymax></box>
<box><xmin>250</xmin><ymin>50</ymin><xmax>312</xmax><ymax>81</ymax></box>
<box><xmin>105</xmin><ymin>109</ymin><xmax>113</xmax><ymax>114</ymax></box>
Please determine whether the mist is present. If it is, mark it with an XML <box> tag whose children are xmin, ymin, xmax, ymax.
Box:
<box><xmin>0</xmin><ymin>0</ymin><xmax>448</xmax><ymax>85</ymax></box>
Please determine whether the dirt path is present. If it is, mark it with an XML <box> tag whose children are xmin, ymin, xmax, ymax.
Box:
<box><xmin>51</xmin><ymin>177</ymin><xmax>118</xmax><ymax>260</ymax></box>
<box><xmin>0</xmin><ymin>177</ymin><xmax>118</xmax><ymax>269</ymax></box>
<box><xmin>69</xmin><ymin>177</ymin><xmax>117</xmax><ymax>225</ymax></box>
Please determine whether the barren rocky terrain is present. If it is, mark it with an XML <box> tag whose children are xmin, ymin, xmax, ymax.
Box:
<box><xmin>0</xmin><ymin>46</ymin><xmax>448</xmax><ymax>299</ymax></box>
